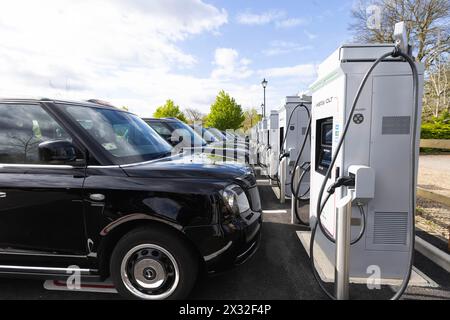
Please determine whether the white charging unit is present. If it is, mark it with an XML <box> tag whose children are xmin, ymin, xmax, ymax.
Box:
<box><xmin>309</xmin><ymin>43</ymin><xmax>424</xmax><ymax>280</ymax></box>
<box><xmin>278</xmin><ymin>95</ymin><xmax>312</xmax><ymax>197</ymax></box>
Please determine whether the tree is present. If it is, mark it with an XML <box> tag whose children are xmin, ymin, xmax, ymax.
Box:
<box><xmin>350</xmin><ymin>0</ymin><xmax>449</xmax><ymax>69</ymax></box>
<box><xmin>153</xmin><ymin>100</ymin><xmax>187</xmax><ymax>122</ymax></box>
<box><xmin>350</xmin><ymin>0</ymin><xmax>450</xmax><ymax>121</ymax></box>
<box><xmin>242</xmin><ymin>108</ymin><xmax>263</xmax><ymax>132</ymax></box>
<box><xmin>205</xmin><ymin>91</ymin><xmax>245</xmax><ymax>130</ymax></box>
<box><xmin>184</xmin><ymin>108</ymin><xmax>205</xmax><ymax>124</ymax></box>
<box><xmin>424</xmin><ymin>56</ymin><xmax>449</xmax><ymax>118</ymax></box>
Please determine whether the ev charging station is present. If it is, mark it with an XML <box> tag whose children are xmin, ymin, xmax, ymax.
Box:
<box><xmin>248</xmin><ymin>21</ymin><xmax>425</xmax><ymax>301</ymax></box>
<box><xmin>249</xmin><ymin>125</ymin><xmax>259</xmax><ymax>166</ymax></box>
<box><xmin>256</xmin><ymin>120</ymin><xmax>262</xmax><ymax>148</ymax></box>
<box><xmin>257</xmin><ymin>117</ymin><xmax>270</xmax><ymax>170</ymax></box>
<box><xmin>268</xmin><ymin>110</ymin><xmax>280</xmax><ymax>178</ymax></box>
<box><xmin>255</xmin><ymin>120</ymin><xmax>263</xmax><ymax>166</ymax></box>
<box><xmin>278</xmin><ymin>95</ymin><xmax>312</xmax><ymax>201</ymax></box>
<box><xmin>302</xmin><ymin>22</ymin><xmax>424</xmax><ymax>300</ymax></box>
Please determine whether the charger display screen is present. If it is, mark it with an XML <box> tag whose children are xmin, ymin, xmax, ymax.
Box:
<box><xmin>322</xmin><ymin>123</ymin><xmax>333</xmax><ymax>146</ymax></box>
<box><xmin>316</xmin><ymin>117</ymin><xmax>333</xmax><ymax>175</ymax></box>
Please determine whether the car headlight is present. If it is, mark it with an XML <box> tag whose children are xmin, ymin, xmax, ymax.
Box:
<box><xmin>222</xmin><ymin>184</ymin><xmax>250</xmax><ymax>215</ymax></box>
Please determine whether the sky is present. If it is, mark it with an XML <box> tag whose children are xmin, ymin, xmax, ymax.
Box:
<box><xmin>0</xmin><ymin>0</ymin><xmax>357</xmax><ymax>117</ymax></box>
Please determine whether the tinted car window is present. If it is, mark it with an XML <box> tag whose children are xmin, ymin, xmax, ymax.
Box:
<box><xmin>165</xmin><ymin>121</ymin><xmax>207</xmax><ymax>146</ymax></box>
<box><xmin>208</xmin><ymin>128</ymin><xmax>227</xmax><ymax>140</ymax></box>
<box><xmin>146</xmin><ymin>121</ymin><xmax>172</xmax><ymax>143</ymax></box>
<box><xmin>192</xmin><ymin>126</ymin><xmax>217</xmax><ymax>143</ymax></box>
<box><xmin>147</xmin><ymin>121</ymin><xmax>172</xmax><ymax>141</ymax></box>
<box><xmin>60</xmin><ymin>105</ymin><xmax>172</xmax><ymax>164</ymax></box>
<box><xmin>0</xmin><ymin>103</ymin><xmax>74</xmax><ymax>164</ymax></box>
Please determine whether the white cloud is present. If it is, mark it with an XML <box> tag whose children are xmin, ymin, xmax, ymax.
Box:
<box><xmin>211</xmin><ymin>48</ymin><xmax>253</xmax><ymax>79</ymax></box>
<box><xmin>255</xmin><ymin>64</ymin><xmax>318</xmax><ymax>112</ymax></box>
<box><xmin>0</xmin><ymin>0</ymin><xmax>227</xmax><ymax>66</ymax></box>
<box><xmin>236</xmin><ymin>10</ymin><xmax>285</xmax><ymax>25</ymax></box>
<box><xmin>0</xmin><ymin>0</ymin><xmax>227</xmax><ymax>106</ymax></box>
<box><xmin>111</xmin><ymin>0</ymin><xmax>228</xmax><ymax>38</ymax></box>
<box><xmin>0</xmin><ymin>1</ymin><xmax>319</xmax><ymax>118</ymax></box>
<box><xmin>236</xmin><ymin>10</ymin><xmax>309</xmax><ymax>30</ymax></box>
<box><xmin>263</xmin><ymin>41</ymin><xmax>313</xmax><ymax>56</ymax></box>
<box><xmin>260</xmin><ymin>64</ymin><xmax>317</xmax><ymax>80</ymax></box>
<box><xmin>275</xmin><ymin>18</ymin><xmax>308</xmax><ymax>29</ymax></box>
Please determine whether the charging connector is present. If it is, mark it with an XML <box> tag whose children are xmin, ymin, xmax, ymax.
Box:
<box><xmin>327</xmin><ymin>176</ymin><xmax>355</xmax><ymax>195</ymax></box>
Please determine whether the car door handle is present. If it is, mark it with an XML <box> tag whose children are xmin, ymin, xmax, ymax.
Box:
<box><xmin>0</xmin><ymin>192</ymin><xmax>6</xmax><ymax>198</ymax></box>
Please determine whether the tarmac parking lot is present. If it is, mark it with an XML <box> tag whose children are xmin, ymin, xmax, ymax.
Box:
<box><xmin>0</xmin><ymin>185</ymin><xmax>449</xmax><ymax>300</ymax></box>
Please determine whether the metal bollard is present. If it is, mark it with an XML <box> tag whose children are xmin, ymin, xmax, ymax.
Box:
<box><xmin>279</xmin><ymin>157</ymin><xmax>286</xmax><ymax>204</ymax></box>
<box><xmin>290</xmin><ymin>165</ymin><xmax>299</xmax><ymax>224</ymax></box>
<box><xmin>335</xmin><ymin>190</ymin><xmax>354</xmax><ymax>300</ymax></box>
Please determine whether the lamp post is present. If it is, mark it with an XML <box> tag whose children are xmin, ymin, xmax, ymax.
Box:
<box><xmin>261</xmin><ymin>103</ymin><xmax>264</xmax><ymax>117</ymax></box>
<box><xmin>261</xmin><ymin>78</ymin><xmax>268</xmax><ymax>118</ymax></box>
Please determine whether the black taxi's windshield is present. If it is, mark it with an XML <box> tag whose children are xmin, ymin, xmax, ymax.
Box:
<box><xmin>59</xmin><ymin>104</ymin><xmax>173</xmax><ymax>164</ymax></box>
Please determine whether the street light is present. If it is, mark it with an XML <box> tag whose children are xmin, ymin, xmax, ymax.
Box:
<box><xmin>261</xmin><ymin>78</ymin><xmax>268</xmax><ymax>118</ymax></box>
<box><xmin>261</xmin><ymin>103</ymin><xmax>264</xmax><ymax>117</ymax></box>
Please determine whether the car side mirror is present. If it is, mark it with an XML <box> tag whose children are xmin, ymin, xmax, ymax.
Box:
<box><xmin>38</xmin><ymin>140</ymin><xmax>78</xmax><ymax>164</ymax></box>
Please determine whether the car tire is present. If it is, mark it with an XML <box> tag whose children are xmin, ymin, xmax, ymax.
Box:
<box><xmin>110</xmin><ymin>225</ymin><xmax>198</xmax><ymax>300</ymax></box>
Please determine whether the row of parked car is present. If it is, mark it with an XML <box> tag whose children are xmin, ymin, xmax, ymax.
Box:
<box><xmin>0</xmin><ymin>98</ymin><xmax>262</xmax><ymax>300</ymax></box>
<box><xmin>143</xmin><ymin>117</ymin><xmax>250</xmax><ymax>163</ymax></box>
<box><xmin>145</xmin><ymin>117</ymin><xmax>246</xmax><ymax>147</ymax></box>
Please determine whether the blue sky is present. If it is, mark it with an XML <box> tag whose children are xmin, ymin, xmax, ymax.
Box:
<box><xmin>0</xmin><ymin>0</ymin><xmax>358</xmax><ymax>116</ymax></box>
<box><xmin>181</xmin><ymin>0</ymin><xmax>354</xmax><ymax>75</ymax></box>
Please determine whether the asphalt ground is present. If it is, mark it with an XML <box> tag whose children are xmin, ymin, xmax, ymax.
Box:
<box><xmin>0</xmin><ymin>185</ymin><xmax>449</xmax><ymax>300</ymax></box>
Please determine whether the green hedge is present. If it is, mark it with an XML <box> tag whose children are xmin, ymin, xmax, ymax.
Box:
<box><xmin>421</xmin><ymin>122</ymin><xmax>450</xmax><ymax>139</ymax></box>
<box><xmin>421</xmin><ymin>112</ymin><xmax>450</xmax><ymax>139</ymax></box>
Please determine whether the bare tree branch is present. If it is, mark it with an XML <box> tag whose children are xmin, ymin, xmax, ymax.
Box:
<box><xmin>184</xmin><ymin>108</ymin><xmax>205</xmax><ymax>124</ymax></box>
<box><xmin>350</xmin><ymin>0</ymin><xmax>450</xmax><ymax>120</ymax></box>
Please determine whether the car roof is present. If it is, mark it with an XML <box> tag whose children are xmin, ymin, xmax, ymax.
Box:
<box><xmin>0</xmin><ymin>97</ymin><xmax>127</xmax><ymax>112</ymax></box>
<box><xmin>142</xmin><ymin>118</ymin><xmax>180</xmax><ymax>123</ymax></box>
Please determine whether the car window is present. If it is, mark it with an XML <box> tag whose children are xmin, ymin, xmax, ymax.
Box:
<box><xmin>60</xmin><ymin>105</ymin><xmax>172</xmax><ymax>164</ymax></box>
<box><xmin>147</xmin><ymin>121</ymin><xmax>172</xmax><ymax>139</ymax></box>
<box><xmin>166</xmin><ymin>121</ymin><xmax>207</xmax><ymax>146</ymax></box>
<box><xmin>208</xmin><ymin>128</ymin><xmax>227</xmax><ymax>140</ymax></box>
<box><xmin>0</xmin><ymin>103</ymin><xmax>77</xmax><ymax>165</ymax></box>
<box><xmin>193</xmin><ymin>126</ymin><xmax>217</xmax><ymax>143</ymax></box>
